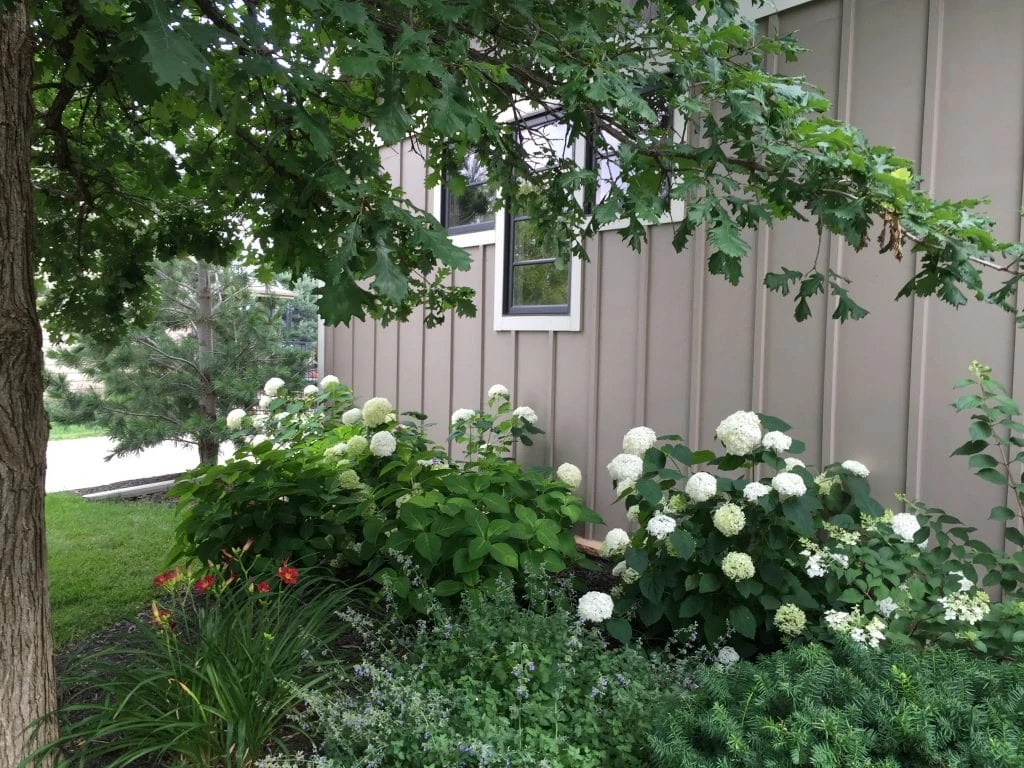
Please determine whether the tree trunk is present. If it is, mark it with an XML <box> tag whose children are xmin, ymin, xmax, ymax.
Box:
<box><xmin>195</xmin><ymin>261</ymin><xmax>218</xmax><ymax>465</ymax></box>
<box><xmin>0</xmin><ymin>3</ymin><xmax>59</xmax><ymax>766</ymax></box>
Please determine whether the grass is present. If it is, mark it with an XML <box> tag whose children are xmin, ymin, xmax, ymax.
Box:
<box><xmin>49</xmin><ymin>423</ymin><xmax>106</xmax><ymax>440</ymax></box>
<box><xmin>47</xmin><ymin>493</ymin><xmax>177</xmax><ymax>647</ymax></box>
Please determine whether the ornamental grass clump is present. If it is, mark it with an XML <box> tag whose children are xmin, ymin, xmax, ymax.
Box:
<box><xmin>593</xmin><ymin>406</ymin><xmax>1024</xmax><ymax>658</ymax></box>
<box><xmin>648</xmin><ymin>643</ymin><xmax>1024</xmax><ymax>768</ymax></box>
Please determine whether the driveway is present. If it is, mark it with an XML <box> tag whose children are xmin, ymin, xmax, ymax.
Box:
<box><xmin>45</xmin><ymin>437</ymin><xmax>232</xmax><ymax>493</ymax></box>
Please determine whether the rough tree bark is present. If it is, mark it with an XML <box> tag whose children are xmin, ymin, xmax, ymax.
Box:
<box><xmin>195</xmin><ymin>261</ymin><xmax>219</xmax><ymax>465</ymax></box>
<box><xmin>0</xmin><ymin>2</ymin><xmax>59</xmax><ymax>766</ymax></box>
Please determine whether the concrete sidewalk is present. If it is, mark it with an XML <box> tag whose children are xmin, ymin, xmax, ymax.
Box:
<box><xmin>45</xmin><ymin>437</ymin><xmax>232</xmax><ymax>493</ymax></box>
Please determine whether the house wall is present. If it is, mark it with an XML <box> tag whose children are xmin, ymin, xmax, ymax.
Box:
<box><xmin>324</xmin><ymin>0</ymin><xmax>1024</xmax><ymax>547</ymax></box>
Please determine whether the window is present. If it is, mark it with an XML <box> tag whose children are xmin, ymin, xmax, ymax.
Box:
<box><xmin>735</xmin><ymin>0</ymin><xmax>815</xmax><ymax>19</ymax></box>
<box><xmin>442</xmin><ymin>151</ymin><xmax>496</xmax><ymax>236</ymax></box>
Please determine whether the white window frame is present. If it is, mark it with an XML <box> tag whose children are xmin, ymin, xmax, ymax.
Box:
<box><xmin>735</xmin><ymin>0</ymin><xmax>816</xmax><ymax>19</ymax></box>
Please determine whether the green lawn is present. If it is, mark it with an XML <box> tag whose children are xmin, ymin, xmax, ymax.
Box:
<box><xmin>47</xmin><ymin>493</ymin><xmax>177</xmax><ymax>647</ymax></box>
<box><xmin>49</xmin><ymin>423</ymin><xmax>107</xmax><ymax>440</ymax></box>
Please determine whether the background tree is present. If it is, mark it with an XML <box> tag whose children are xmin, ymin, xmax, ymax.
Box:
<box><xmin>5</xmin><ymin>0</ymin><xmax>1024</xmax><ymax>763</ymax></box>
<box><xmin>46</xmin><ymin>261</ymin><xmax>313</xmax><ymax>465</ymax></box>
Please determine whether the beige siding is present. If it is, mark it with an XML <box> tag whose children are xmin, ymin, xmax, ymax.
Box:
<box><xmin>326</xmin><ymin>0</ymin><xmax>1024</xmax><ymax>545</ymax></box>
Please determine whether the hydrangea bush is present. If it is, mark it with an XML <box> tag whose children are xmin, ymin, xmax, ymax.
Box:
<box><xmin>589</xmin><ymin>409</ymin><xmax>1024</xmax><ymax>658</ymax></box>
<box><xmin>172</xmin><ymin>377</ymin><xmax>600</xmax><ymax>614</ymax></box>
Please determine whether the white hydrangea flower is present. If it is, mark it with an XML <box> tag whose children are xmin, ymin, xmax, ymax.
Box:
<box><xmin>717</xmin><ymin>646</ymin><xmax>740</xmax><ymax>666</ymax></box>
<box><xmin>346</xmin><ymin>435</ymin><xmax>369</xmax><ymax>457</ymax></box>
<box><xmin>607</xmin><ymin>453</ymin><xmax>644</xmax><ymax>490</ymax></box>
<box><xmin>890</xmin><ymin>512</ymin><xmax>921</xmax><ymax>543</ymax></box>
<box><xmin>369</xmin><ymin>431</ymin><xmax>397</xmax><ymax>457</ymax></box>
<box><xmin>712</xmin><ymin>503</ymin><xmax>746</xmax><ymax>537</ymax></box>
<box><xmin>302</xmin><ymin>384</ymin><xmax>319</xmax><ymax>396</ymax></box>
<box><xmin>714</xmin><ymin>410</ymin><xmax>762</xmax><ymax>456</ymax></box>
<box><xmin>950</xmin><ymin>570</ymin><xmax>974</xmax><ymax>593</ymax></box>
<box><xmin>646</xmin><ymin>514</ymin><xmax>677</xmax><ymax>541</ymax></box>
<box><xmin>771</xmin><ymin>472</ymin><xmax>806</xmax><ymax>500</ymax></box>
<box><xmin>577</xmin><ymin>591</ymin><xmax>614</xmax><ymax>623</ymax></box>
<box><xmin>263</xmin><ymin>377</ymin><xmax>286</xmax><ymax>397</ymax></box>
<box><xmin>774</xmin><ymin>604</ymin><xmax>807</xmax><ymax>636</ymax></box>
<box><xmin>622</xmin><ymin>426</ymin><xmax>658</xmax><ymax>457</ymax></box>
<box><xmin>258</xmin><ymin>394</ymin><xmax>271</xmax><ymax>410</ymax></box>
<box><xmin>362</xmin><ymin>397</ymin><xmax>396</xmax><ymax>428</ymax></box>
<box><xmin>937</xmin><ymin>590</ymin><xmax>990</xmax><ymax>625</ymax></box>
<box><xmin>250</xmin><ymin>434</ymin><xmax>269</xmax><ymax>448</ymax></box>
<box><xmin>741</xmin><ymin>482</ymin><xmax>770</xmax><ymax>503</ymax></box>
<box><xmin>761</xmin><ymin>430</ymin><xmax>792</xmax><ymax>453</ymax></box>
<box><xmin>339</xmin><ymin>469</ymin><xmax>361</xmax><ymax>490</ymax></box>
<box><xmin>325</xmin><ymin>442</ymin><xmax>347</xmax><ymax>458</ymax></box>
<box><xmin>612</xmin><ymin>560</ymin><xmax>640</xmax><ymax>584</ymax></box>
<box><xmin>487</xmin><ymin>383</ymin><xmax>509</xmax><ymax>400</ymax></box>
<box><xmin>841</xmin><ymin>459</ymin><xmax>870</xmax><ymax>477</ymax></box>
<box><xmin>721</xmin><ymin>551</ymin><xmax>755</xmax><ymax>581</ymax></box>
<box><xmin>319</xmin><ymin>375</ymin><xmax>340</xmax><ymax>390</ymax></box>
<box><xmin>626</xmin><ymin>505</ymin><xmax>640</xmax><ymax>523</ymax></box>
<box><xmin>341</xmin><ymin>407</ymin><xmax>362</xmax><ymax>425</ymax></box>
<box><xmin>512</xmin><ymin>405</ymin><xmax>538</xmax><ymax>424</ymax></box>
<box><xmin>877</xmin><ymin>597</ymin><xmax>898</xmax><ymax>618</ymax></box>
<box><xmin>602</xmin><ymin>528</ymin><xmax>631</xmax><ymax>556</ymax></box>
<box><xmin>802</xmin><ymin>549</ymin><xmax>827</xmax><ymax>578</ymax></box>
<box><xmin>783</xmin><ymin>457</ymin><xmax>806</xmax><ymax>471</ymax></box>
<box><xmin>252</xmin><ymin>414</ymin><xmax>269</xmax><ymax>429</ymax></box>
<box><xmin>225</xmin><ymin>408</ymin><xmax>246</xmax><ymax>431</ymax></box>
<box><xmin>451</xmin><ymin>408</ymin><xmax>476</xmax><ymax>425</ymax></box>
<box><xmin>556</xmin><ymin>462</ymin><xmax>582</xmax><ymax>489</ymax></box>
<box><xmin>685</xmin><ymin>472</ymin><xmax>717</xmax><ymax>502</ymax></box>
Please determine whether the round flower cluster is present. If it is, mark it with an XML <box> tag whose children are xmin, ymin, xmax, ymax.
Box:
<box><xmin>646</xmin><ymin>514</ymin><xmax>677</xmax><ymax>541</ymax></box>
<box><xmin>877</xmin><ymin>597</ymin><xmax>898</xmax><ymax>618</ymax></box>
<box><xmin>226</xmin><ymin>408</ymin><xmax>246</xmax><ymax>431</ymax></box>
<box><xmin>319</xmin><ymin>374</ymin><xmax>340</xmax><ymax>390</ymax></box>
<box><xmin>512</xmin><ymin>405</ymin><xmax>538</xmax><ymax>424</ymax></box>
<box><xmin>258</xmin><ymin>394</ymin><xmax>271</xmax><ymax>410</ymax></box>
<box><xmin>556</xmin><ymin>462</ymin><xmax>582</xmax><ymax>489</ymax></box>
<box><xmin>487</xmin><ymin>383</ymin><xmax>509</xmax><ymax>400</ymax></box>
<box><xmin>890</xmin><ymin>512</ymin><xmax>921</xmax><ymax>543</ymax></box>
<box><xmin>362</xmin><ymin>397</ymin><xmax>396</xmax><ymax>428</ymax></box>
<box><xmin>451</xmin><ymin>408</ymin><xmax>476</xmax><ymax>425</ymax></box>
<box><xmin>302</xmin><ymin>384</ymin><xmax>319</xmax><ymax>396</ymax></box>
<box><xmin>721</xmin><ymin>551</ymin><xmax>755</xmax><ymax>581</ymax></box>
<box><xmin>783</xmin><ymin>457</ymin><xmax>806</xmax><ymax>471</ymax></box>
<box><xmin>602</xmin><ymin>528</ymin><xmax>631</xmax><ymax>556</ymax></box>
<box><xmin>612</xmin><ymin>560</ymin><xmax>640</xmax><ymax>584</ymax></box>
<box><xmin>937</xmin><ymin>590</ymin><xmax>990</xmax><ymax>625</ymax></box>
<box><xmin>607</xmin><ymin>453</ymin><xmax>644</xmax><ymax>490</ymax></box>
<box><xmin>715</xmin><ymin>410</ymin><xmax>762</xmax><ymax>456</ymax></box>
<box><xmin>346</xmin><ymin>435</ymin><xmax>369</xmax><ymax>457</ymax></box>
<box><xmin>716</xmin><ymin>646</ymin><xmax>740</xmax><ymax>666</ymax></box>
<box><xmin>338</xmin><ymin>469</ymin><xmax>361</xmax><ymax>490</ymax></box>
<box><xmin>773</xmin><ymin>603</ymin><xmax>807</xmax><ymax>636</ymax></box>
<box><xmin>742</xmin><ymin>482</ymin><xmax>770</xmax><ymax>502</ymax></box>
<box><xmin>263</xmin><ymin>377</ymin><xmax>286</xmax><ymax>397</ymax></box>
<box><xmin>771</xmin><ymin>472</ymin><xmax>806</xmax><ymax>499</ymax></box>
<box><xmin>761</xmin><ymin>430</ymin><xmax>792</xmax><ymax>453</ymax></box>
<box><xmin>825</xmin><ymin>609</ymin><xmax>886</xmax><ymax>648</ymax></box>
<box><xmin>712</xmin><ymin>503</ymin><xmax>745</xmax><ymax>537</ymax></box>
<box><xmin>685</xmin><ymin>472</ymin><xmax>717</xmax><ymax>502</ymax></box>
<box><xmin>369</xmin><ymin>431</ymin><xmax>397</xmax><ymax>457</ymax></box>
<box><xmin>841</xmin><ymin>459</ymin><xmax>870</xmax><ymax>477</ymax></box>
<box><xmin>324</xmin><ymin>442</ymin><xmax>346</xmax><ymax>458</ymax></box>
<box><xmin>577</xmin><ymin>591</ymin><xmax>614</xmax><ymax>623</ymax></box>
<box><xmin>626</xmin><ymin>504</ymin><xmax>640</xmax><ymax>522</ymax></box>
<box><xmin>622</xmin><ymin>426</ymin><xmax>658</xmax><ymax>457</ymax></box>
<box><xmin>341</xmin><ymin>407</ymin><xmax>362</xmax><ymax>425</ymax></box>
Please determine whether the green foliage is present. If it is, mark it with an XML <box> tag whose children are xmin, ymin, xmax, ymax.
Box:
<box><xmin>265</xmin><ymin>578</ymin><xmax>690</xmax><ymax>768</ymax></box>
<box><xmin>171</xmin><ymin>380</ymin><xmax>602</xmax><ymax>614</ymax></box>
<box><xmin>29</xmin><ymin>0</ymin><xmax>1024</xmax><ymax>341</ymax></box>
<box><xmin>46</xmin><ymin>261</ymin><xmax>311</xmax><ymax>463</ymax></box>
<box><xmin>600</xmin><ymin>412</ymin><xmax>1024</xmax><ymax>659</ymax></box>
<box><xmin>648</xmin><ymin>643</ymin><xmax>1024</xmax><ymax>768</ymax></box>
<box><xmin>32</xmin><ymin>557</ymin><xmax>354</xmax><ymax>768</ymax></box>
<box><xmin>46</xmin><ymin>493</ymin><xmax>175</xmax><ymax>647</ymax></box>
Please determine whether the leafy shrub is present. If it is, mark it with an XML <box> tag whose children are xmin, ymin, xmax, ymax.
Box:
<box><xmin>264</xmin><ymin>578</ymin><xmax>695</xmax><ymax>768</ymax></box>
<box><xmin>594</xmin><ymin>406</ymin><xmax>1024</xmax><ymax>658</ymax></box>
<box><xmin>648</xmin><ymin>643</ymin><xmax>1024</xmax><ymax>768</ymax></box>
<box><xmin>171</xmin><ymin>379</ymin><xmax>601</xmax><ymax>614</ymax></box>
<box><xmin>32</xmin><ymin>552</ymin><xmax>354</xmax><ymax>768</ymax></box>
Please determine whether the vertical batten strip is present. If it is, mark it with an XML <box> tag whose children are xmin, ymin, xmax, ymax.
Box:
<box><xmin>636</xmin><ymin>231</ymin><xmax>652</xmax><ymax>426</ymax></box>
<box><xmin>585</xmin><ymin>242</ymin><xmax>604</xmax><ymax>540</ymax></box>
<box><xmin>547</xmin><ymin>330</ymin><xmax>557</xmax><ymax>467</ymax></box>
<box><xmin>905</xmin><ymin>0</ymin><xmax>944</xmax><ymax>499</ymax></box>
<box><xmin>820</xmin><ymin>0</ymin><xmax>857</xmax><ymax>466</ymax></box>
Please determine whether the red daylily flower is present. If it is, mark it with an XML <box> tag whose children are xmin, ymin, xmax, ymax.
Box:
<box><xmin>149</xmin><ymin>602</ymin><xmax>174</xmax><ymax>630</ymax></box>
<box><xmin>153</xmin><ymin>568</ymin><xmax>180</xmax><ymax>588</ymax></box>
<box><xmin>255</xmin><ymin>580</ymin><xmax>271</xmax><ymax>593</ymax></box>
<box><xmin>194</xmin><ymin>574</ymin><xmax>217</xmax><ymax>594</ymax></box>
<box><xmin>276</xmin><ymin>561</ymin><xmax>299</xmax><ymax>586</ymax></box>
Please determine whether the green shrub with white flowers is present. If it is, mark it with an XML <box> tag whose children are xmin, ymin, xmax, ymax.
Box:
<box><xmin>588</xmin><ymin>396</ymin><xmax>1024</xmax><ymax>659</ymax></box>
<box><xmin>172</xmin><ymin>378</ymin><xmax>600</xmax><ymax>613</ymax></box>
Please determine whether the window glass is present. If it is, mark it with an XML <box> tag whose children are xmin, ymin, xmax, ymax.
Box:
<box><xmin>444</xmin><ymin>151</ymin><xmax>496</xmax><ymax>232</ymax></box>
<box><xmin>591</xmin><ymin>91</ymin><xmax>673</xmax><ymax>207</ymax></box>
